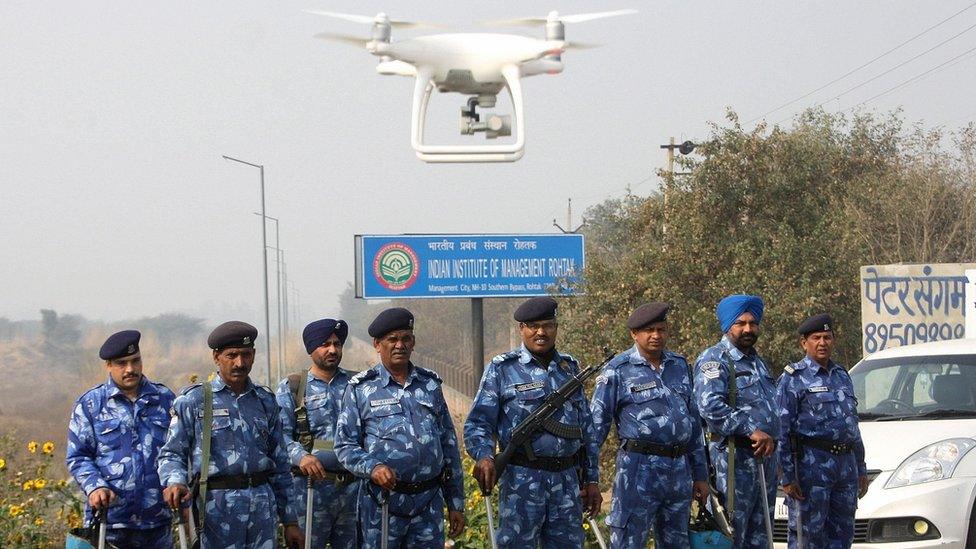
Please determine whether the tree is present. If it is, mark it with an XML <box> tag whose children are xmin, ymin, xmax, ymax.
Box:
<box><xmin>559</xmin><ymin>110</ymin><xmax>976</xmax><ymax>372</ymax></box>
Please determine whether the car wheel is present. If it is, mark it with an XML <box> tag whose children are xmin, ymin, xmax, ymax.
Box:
<box><xmin>967</xmin><ymin>503</ymin><xmax>976</xmax><ymax>549</ymax></box>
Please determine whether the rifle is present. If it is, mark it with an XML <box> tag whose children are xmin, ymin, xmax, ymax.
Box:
<box><xmin>492</xmin><ymin>348</ymin><xmax>615</xmax><ymax>483</ymax></box>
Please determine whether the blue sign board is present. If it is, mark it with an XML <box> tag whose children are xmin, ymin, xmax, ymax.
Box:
<box><xmin>355</xmin><ymin>234</ymin><xmax>585</xmax><ymax>299</ymax></box>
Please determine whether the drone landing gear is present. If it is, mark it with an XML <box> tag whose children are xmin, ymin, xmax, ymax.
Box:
<box><xmin>411</xmin><ymin>66</ymin><xmax>525</xmax><ymax>163</ymax></box>
<box><xmin>460</xmin><ymin>96</ymin><xmax>511</xmax><ymax>139</ymax></box>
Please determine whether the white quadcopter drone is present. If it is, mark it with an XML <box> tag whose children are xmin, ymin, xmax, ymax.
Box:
<box><xmin>306</xmin><ymin>9</ymin><xmax>636</xmax><ymax>163</ymax></box>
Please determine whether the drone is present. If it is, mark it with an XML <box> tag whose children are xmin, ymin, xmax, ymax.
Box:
<box><xmin>306</xmin><ymin>9</ymin><xmax>636</xmax><ymax>163</ymax></box>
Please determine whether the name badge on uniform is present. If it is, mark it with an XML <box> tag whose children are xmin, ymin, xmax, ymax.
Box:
<box><xmin>808</xmin><ymin>386</ymin><xmax>829</xmax><ymax>393</ymax></box>
<box><xmin>370</xmin><ymin>398</ymin><xmax>399</xmax><ymax>408</ymax></box>
<box><xmin>515</xmin><ymin>381</ymin><xmax>545</xmax><ymax>392</ymax></box>
<box><xmin>631</xmin><ymin>382</ymin><xmax>657</xmax><ymax>393</ymax></box>
<box><xmin>198</xmin><ymin>408</ymin><xmax>230</xmax><ymax>418</ymax></box>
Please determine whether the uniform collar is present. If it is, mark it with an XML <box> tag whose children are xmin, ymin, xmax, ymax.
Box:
<box><xmin>720</xmin><ymin>335</ymin><xmax>755</xmax><ymax>361</ymax></box>
<box><xmin>377</xmin><ymin>362</ymin><xmax>417</xmax><ymax>387</ymax></box>
<box><xmin>627</xmin><ymin>345</ymin><xmax>678</xmax><ymax>370</ymax></box>
<box><xmin>212</xmin><ymin>374</ymin><xmax>255</xmax><ymax>395</ymax></box>
<box><xmin>105</xmin><ymin>375</ymin><xmax>154</xmax><ymax>400</ymax></box>
<box><xmin>801</xmin><ymin>355</ymin><xmax>839</xmax><ymax>374</ymax></box>
<box><xmin>517</xmin><ymin>343</ymin><xmax>564</xmax><ymax>368</ymax></box>
<box><xmin>308</xmin><ymin>367</ymin><xmax>349</xmax><ymax>385</ymax></box>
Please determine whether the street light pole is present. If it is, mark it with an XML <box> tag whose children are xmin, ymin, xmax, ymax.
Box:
<box><xmin>254</xmin><ymin>213</ymin><xmax>285</xmax><ymax>381</ymax></box>
<box><xmin>222</xmin><ymin>155</ymin><xmax>273</xmax><ymax>387</ymax></box>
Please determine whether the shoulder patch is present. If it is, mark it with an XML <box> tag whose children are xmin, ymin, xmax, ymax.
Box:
<box><xmin>349</xmin><ymin>369</ymin><xmax>378</xmax><ymax>386</ymax></box>
<box><xmin>415</xmin><ymin>366</ymin><xmax>443</xmax><ymax>384</ymax></box>
<box><xmin>700</xmin><ymin>361</ymin><xmax>722</xmax><ymax>380</ymax></box>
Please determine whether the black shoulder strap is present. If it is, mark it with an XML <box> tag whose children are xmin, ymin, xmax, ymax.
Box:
<box><xmin>288</xmin><ymin>371</ymin><xmax>313</xmax><ymax>452</ymax></box>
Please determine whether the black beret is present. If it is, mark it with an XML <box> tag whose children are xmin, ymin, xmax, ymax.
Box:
<box><xmin>368</xmin><ymin>308</ymin><xmax>414</xmax><ymax>338</ymax></box>
<box><xmin>100</xmin><ymin>330</ymin><xmax>141</xmax><ymax>360</ymax></box>
<box><xmin>514</xmin><ymin>297</ymin><xmax>558</xmax><ymax>323</ymax></box>
<box><xmin>626</xmin><ymin>302</ymin><xmax>670</xmax><ymax>330</ymax></box>
<box><xmin>208</xmin><ymin>321</ymin><xmax>258</xmax><ymax>350</ymax></box>
<box><xmin>303</xmin><ymin>318</ymin><xmax>349</xmax><ymax>354</ymax></box>
<box><xmin>798</xmin><ymin>313</ymin><xmax>834</xmax><ymax>336</ymax></box>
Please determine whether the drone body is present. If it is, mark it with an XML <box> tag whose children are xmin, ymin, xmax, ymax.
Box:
<box><xmin>309</xmin><ymin>9</ymin><xmax>635</xmax><ymax>163</ymax></box>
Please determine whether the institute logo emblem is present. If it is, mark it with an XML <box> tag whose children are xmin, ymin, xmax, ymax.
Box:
<box><xmin>373</xmin><ymin>242</ymin><xmax>419</xmax><ymax>291</ymax></box>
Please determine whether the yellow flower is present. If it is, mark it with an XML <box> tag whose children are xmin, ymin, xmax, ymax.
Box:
<box><xmin>34</xmin><ymin>479</ymin><xmax>46</xmax><ymax>489</ymax></box>
<box><xmin>57</xmin><ymin>479</ymin><xmax>68</xmax><ymax>488</ymax></box>
<box><xmin>583</xmin><ymin>522</ymin><xmax>591</xmax><ymax>531</ymax></box>
<box><xmin>189</xmin><ymin>374</ymin><xmax>199</xmax><ymax>383</ymax></box>
<box><xmin>0</xmin><ymin>458</ymin><xmax>6</xmax><ymax>471</ymax></box>
<box><xmin>9</xmin><ymin>504</ymin><xmax>23</xmax><ymax>517</ymax></box>
<box><xmin>27</xmin><ymin>441</ymin><xmax>38</xmax><ymax>454</ymax></box>
<box><xmin>42</xmin><ymin>441</ymin><xmax>55</xmax><ymax>455</ymax></box>
<box><xmin>207</xmin><ymin>372</ymin><xmax>216</xmax><ymax>382</ymax></box>
<box><xmin>34</xmin><ymin>517</ymin><xmax>44</xmax><ymax>526</ymax></box>
<box><xmin>66</xmin><ymin>511</ymin><xmax>82</xmax><ymax>529</ymax></box>
<box><xmin>22</xmin><ymin>480</ymin><xmax>34</xmax><ymax>491</ymax></box>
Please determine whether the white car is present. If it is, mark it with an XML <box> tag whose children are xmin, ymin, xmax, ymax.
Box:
<box><xmin>773</xmin><ymin>338</ymin><xmax>976</xmax><ymax>547</ymax></box>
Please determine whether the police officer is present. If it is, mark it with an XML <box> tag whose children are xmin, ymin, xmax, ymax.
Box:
<box><xmin>776</xmin><ymin>314</ymin><xmax>868</xmax><ymax>549</ymax></box>
<box><xmin>334</xmin><ymin>308</ymin><xmax>465</xmax><ymax>548</ymax></box>
<box><xmin>158</xmin><ymin>321</ymin><xmax>303</xmax><ymax>548</ymax></box>
<box><xmin>464</xmin><ymin>296</ymin><xmax>602</xmax><ymax>548</ymax></box>
<box><xmin>694</xmin><ymin>294</ymin><xmax>780</xmax><ymax>549</ymax></box>
<box><xmin>275</xmin><ymin>318</ymin><xmax>358</xmax><ymax>547</ymax></box>
<box><xmin>591</xmin><ymin>302</ymin><xmax>710</xmax><ymax>548</ymax></box>
<box><xmin>66</xmin><ymin>330</ymin><xmax>176</xmax><ymax>547</ymax></box>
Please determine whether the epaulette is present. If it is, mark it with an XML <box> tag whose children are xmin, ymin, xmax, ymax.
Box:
<box><xmin>349</xmin><ymin>369</ymin><xmax>378</xmax><ymax>386</ymax></box>
<box><xmin>79</xmin><ymin>384</ymin><xmax>105</xmax><ymax>401</ymax></box>
<box><xmin>415</xmin><ymin>366</ymin><xmax>443</xmax><ymax>384</ymax></box>
<box><xmin>254</xmin><ymin>384</ymin><xmax>275</xmax><ymax>397</ymax></box>
<box><xmin>490</xmin><ymin>350</ymin><xmax>520</xmax><ymax>364</ymax></box>
<box><xmin>180</xmin><ymin>383</ymin><xmax>203</xmax><ymax>396</ymax></box>
<box><xmin>783</xmin><ymin>362</ymin><xmax>804</xmax><ymax>375</ymax></box>
<box><xmin>665</xmin><ymin>350</ymin><xmax>687</xmax><ymax>363</ymax></box>
<box><xmin>558</xmin><ymin>352</ymin><xmax>579</xmax><ymax>365</ymax></box>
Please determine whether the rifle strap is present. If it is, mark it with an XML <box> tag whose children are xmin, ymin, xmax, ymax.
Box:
<box><xmin>198</xmin><ymin>381</ymin><xmax>213</xmax><ymax>532</ymax></box>
<box><xmin>288</xmin><ymin>371</ymin><xmax>314</xmax><ymax>452</ymax></box>
<box><xmin>723</xmin><ymin>352</ymin><xmax>737</xmax><ymax>520</ymax></box>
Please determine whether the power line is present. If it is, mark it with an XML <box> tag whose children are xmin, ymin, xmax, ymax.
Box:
<box><xmin>844</xmin><ymin>44</ymin><xmax>976</xmax><ymax>112</ymax></box>
<box><xmin>777</xmin><ymin>19</ymin><xmax>976</xmax><ymax>125</ymax></box>
<box><xmin>750</xmin><ymin>1</ymin><xmax>976</xmax><ymax>124</ymax></box>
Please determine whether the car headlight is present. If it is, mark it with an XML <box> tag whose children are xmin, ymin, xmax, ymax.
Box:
<box><xmin>886</xmin><ymin>438</ymin><xmax>976</xmax><ymax>489</ymax></box>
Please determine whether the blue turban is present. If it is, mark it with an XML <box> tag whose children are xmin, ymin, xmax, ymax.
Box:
<box><xmin>716</xmin><ymin>294</ymin><xmax>765</xmax><ymax>333</ymax></box>
<box><xmin>302</xmin><ymin>319</ymin><xmax>348</xmax><ymax>354</ymax></box>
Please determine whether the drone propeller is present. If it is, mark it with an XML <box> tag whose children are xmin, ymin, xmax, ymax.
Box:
<box><xmin>313</xmin><ymin>32</ymin><xmax>371</xmax><ymax>48</ymax></box>
<box><xmin>563</xmin><ymin>41</ymin><xmax>602</xmax><ymax>50</ymax></box>
<box><xmin>303</xmin><ymin>9</ymin><xmax>441</xmax><ymax>30</ymax></box>
<box><xmin>483</xmin><ymin>9</ymin><xmax>637</xmax><ymax>27</ymax></box>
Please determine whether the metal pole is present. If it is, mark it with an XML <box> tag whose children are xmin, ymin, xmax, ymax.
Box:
<box><xmin>472</xmin><ymin>297</ymin><xmax>484</xmax><ymax>396</ymax></box>
<box><xmin>222</xmin><ymin>155</ymin><xmax>273</xmax><ymax>387</ymax></box>
<box><xmin>757</xmin><ymin>457</ymin><xmax>775</xmax><ymax>549</ymax></box>
<box><xmin>484</xmin><ymin>495</ymin><xmax>498</xmax><ymax>549</ymax></box>
<box><xmin>304</xmin><ymin>479</ymin><xmax>314</xmax><ymax>549</ymax></box>
<box><xmin>588</xmin><ymin>517</ymin><xmax>608</xmax><ymax>549</ymax></box>
<box><xmin>254</xmin><ymin>213</ymin><xmax>285</xmax><ymax>382</ymax></box>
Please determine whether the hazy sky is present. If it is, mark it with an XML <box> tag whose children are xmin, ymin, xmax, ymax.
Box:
<box><xmin>3</xmin><ymin>1</ymin><xmax>975</xmax><ymax>326</ymax></box>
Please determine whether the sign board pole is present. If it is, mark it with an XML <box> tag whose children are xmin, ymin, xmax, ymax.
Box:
<box><xmin>472</xmin><ymin>297</ymin><xmax>485</xmax><ymax>388</ymax></box>
<box><xmin>966</xmin><ymin>269</ymin><xmax>976</xmax><ymax>339</ymax></box>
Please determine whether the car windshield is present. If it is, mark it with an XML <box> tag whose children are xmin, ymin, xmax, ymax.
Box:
<box><xmin>852</xmin><ymin>353</ymin><xmax>976</xmax><ymax>421</ymax></box>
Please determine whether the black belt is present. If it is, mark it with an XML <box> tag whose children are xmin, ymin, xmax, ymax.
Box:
<box><xmin>392</xmin><ymin>468</ymin><xmax>450</xmax><ymax>495</ymax></box>
<box><xmin>798</xmin><ymin>435</ymin><xmax>855</xmax><ymax>455</ymax></box>
<box><xmin>509</xmin><ymin>451</ymin><xmax>577</xmax><ymax>472</ymax></box>
<box><xmin>207</xmin><ymin>471</ymin><xmax>270</xmax><ymax>490</ymax></box>
<box><xmin>622</xmin><ymin>439</ymin><xmax>687</xmax><ymax>458</ymax></box>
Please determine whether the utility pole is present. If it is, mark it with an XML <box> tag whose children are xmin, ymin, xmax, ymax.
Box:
<box><xmin>658</xmin><ymin>139</ymin><xmax>696</xmax><ymax>237</ymax></box>
<box><xmin>553</xmin><ymin>198</ymin><xmax>585</xmax><ymax>233</ymax></box>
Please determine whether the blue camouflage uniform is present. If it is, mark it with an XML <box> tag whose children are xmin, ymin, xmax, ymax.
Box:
<box><xmin>334</xmin><ymin>363</ymin><xmax>464</xmax><ymax>549</ymax></box>
<box><xmin>275</xmin><ymin>368</ymin><xmax>358</xmax><ymax>548</ymax></box>
<box><xmin>591</xmin><ymin>346</ymin><xmax>708</xmax><ymax>549</ymax></box>
<box><xmin>776</xmin><ymin>355</ymin><xmax>866</xmax><ymax>549</ymax></box>
<box><xmin>66</xmin><ymin>376</ymin><xmax>175</xmax><ymax>547</ymax></box>
<box><xmin>464</xmin><ymin>345</ymin><xmax>601</xmax><ymax>549</ymax></box>
<box><xmin>695</xmin><ymin>336</ymin><xmax>781</xmax><ymax>549</ymax></box>
<box><xmin>157</xmin><ymin>376</ymin><xmax>298</xmax><ymax>549</ymax></box>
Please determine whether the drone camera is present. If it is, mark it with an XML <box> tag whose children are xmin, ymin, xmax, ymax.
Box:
<box><xmin>459</xmin><ymin>95</ymin><xmax>510</xmax><ymax>138</ymax></box>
